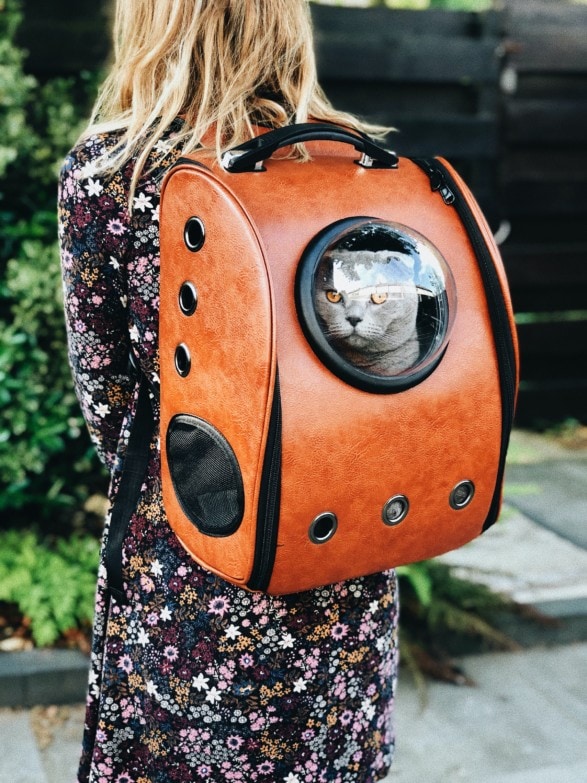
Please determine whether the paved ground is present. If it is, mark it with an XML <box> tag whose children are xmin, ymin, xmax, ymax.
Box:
<box><xmin>1</xmin><ymin>428</ymin><xmax>586</xmax><ymax>782</ymax></box>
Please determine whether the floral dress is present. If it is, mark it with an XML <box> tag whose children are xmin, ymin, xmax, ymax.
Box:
<box><xmin>58</xmin><ymin>122</ymin><xmax>399</xmax><ymax>783</ymax></box>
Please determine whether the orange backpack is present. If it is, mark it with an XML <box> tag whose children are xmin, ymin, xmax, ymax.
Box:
<box><xmin>106</xmin><ymin>124</ymin><xmax>518</xmax><ymax>599</ymax></box>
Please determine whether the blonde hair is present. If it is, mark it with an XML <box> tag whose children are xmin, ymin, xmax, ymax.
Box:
<box><xmin>84</xmin><ymin>0</ymin><xmax>387</xmax><ymax>197</ymax></box>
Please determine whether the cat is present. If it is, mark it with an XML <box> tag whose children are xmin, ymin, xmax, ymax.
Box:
<box><xmin>314</xmin><ymin>248</ymin><xmax>420</xmax><ymax>376</ymax></box>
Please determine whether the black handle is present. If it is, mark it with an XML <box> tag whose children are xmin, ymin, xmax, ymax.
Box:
<box><xmin>221</xmin><ymin>123</ymin><xmax>398</xmax><ymax>173</ymax></box>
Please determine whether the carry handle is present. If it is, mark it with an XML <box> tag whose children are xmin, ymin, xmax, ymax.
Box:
<box><xmin>221</xmin><ymin>123</ymin><xmax>399</xmax><ymax>173</ymax></box>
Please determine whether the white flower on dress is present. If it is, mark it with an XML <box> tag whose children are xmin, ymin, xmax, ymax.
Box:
<box><xmin>80</xmin><ymin>161</ymin><xmax>98</xmax><ymax>179</ymax></box>
<box><xmin>133</xmin><ymin>192</ymin><xmax>154</xmax><ymax>212</ymax></box>
<box><xmin>95</xmin><ymin>403</ymin><xmax>110</xmax><ymax>419</ymax></box>
<box><xmin>205</xmin><ymin>686</ymin><xmax>222</xmax><ymax>704</ymax></box>
<box><xmin>278</xmin><ymin>632</ymin><xmax>295</xmax><ymax>650</ymax></box>
<box><xmin>224</xmin><ymin>624</ymin><xmax>241</xmax><ymax>640</ymax></box>
<box><xmin>137</xmin><ymin>627</ymin><xmax>150</xmax><ymax>646</ymax></box>
<box><xmin>293</xmin><ymin>678</ymin><xmax>307</xmax><ymax>693</ymax></box>
<box><xmin>160</xmin><ymin>606</ymin><xmax>172</xmax><ymax>622</ymax></box>
<box><xmin>85</xmin><ymin>178</ymin><xmax>104</xmax><ymax>197</ymax></box>
<box><xmin>192</xmin><ymin>673</ymin><xmax>210</xmax><ymax>691</ymax></box>
<box><xmin>146</xmin><ymin>680</ymin><xmax>160</xmax><ymax>697</ymax></box>
<box><xmin>361</xmin><ymin>698</ymin><xmax>376</xmax><ymax>720</ymax></box>
<box><xmin>150</xmin><ymin>560</ymin><xmax>163</xmax><ymax>577</ymax></box>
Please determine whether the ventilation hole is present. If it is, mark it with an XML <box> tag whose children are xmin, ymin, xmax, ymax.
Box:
<box><xmin>179</xmin><ymin>282</ymin><xmax>198</xmax><ymax>315</ymax></box>
<box><xmin>309</xmin><ymin>512</ymin><xmax>338</xmax><ymax>544</ymax></box>
<box><xmin>175</xmin><ymin>344</ymin><xmax>191</xmax><ymax>377</ymax></box>
<box><xmin>166</xmin><ymin>414</ymin><xmax>244</xmax><ymax>537</ymax></box>
<box><xmin>449</xmin><ymin>480</ymin><xmax>475</xmax><ymax>510</ymax></box>
<box><xmin>382</xmin><ymin>495</ymin><xmax>409</xmax><ymax>526</ymax></box>
<box><xmin>184</xmin><ymin>217</ymin><xmax>205</xmax><ymax>252</ymax></box>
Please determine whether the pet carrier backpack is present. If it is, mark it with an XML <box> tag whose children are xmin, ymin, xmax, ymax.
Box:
<box><xmin>106</xmin><ymin>123</ymin><xmax>518</xmax><ymax>598</ymax></box>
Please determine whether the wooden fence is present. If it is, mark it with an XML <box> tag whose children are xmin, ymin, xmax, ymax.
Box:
<box><xmin>499</xmin><ymin>0</ymin><xmax>587</xmax><ymax>425</ymax></box>
<box><xmin>311</xmin><ymin>3</ymin><xmax>505</xmax><ymax>227</ymax></box>
<box><xmin>16</xmin><ymin>0</ymin><xmax>587</xmax><ymax>425</ymax></box>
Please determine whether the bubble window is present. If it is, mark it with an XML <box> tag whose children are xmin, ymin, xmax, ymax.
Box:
<box><xmin>295</xmin><ymin>218</ymin><xmax>457</xmax><ymax>393</ymax></box>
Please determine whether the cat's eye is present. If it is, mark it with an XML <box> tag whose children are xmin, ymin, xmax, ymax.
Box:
<box><xmin>326</xmin><ymin>290</ymin><xmax>342</xmax><ymax>304</ymax></box>
<box><xmin>370</xmin><ymin>291</ymin><xmax>388</xmax><ymax>305</ymax></box>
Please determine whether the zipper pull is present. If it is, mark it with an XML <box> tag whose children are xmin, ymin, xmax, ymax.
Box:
<box><xmin>413</xmin><ymin>158</ymin><xmax>456</xmax><ymax>205</ymax></box>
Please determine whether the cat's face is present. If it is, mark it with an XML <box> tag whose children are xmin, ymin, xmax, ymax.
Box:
<box><xmin>314</xmin><ymin>249</ymin><xmax>419</xmax><ymax>366</ymax></box>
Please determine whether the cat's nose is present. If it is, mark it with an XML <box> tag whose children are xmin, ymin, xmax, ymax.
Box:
<box><xmin>347</xmin><ymin>315</ymin><xmax>362</xmax><ymax>327</ymax></box>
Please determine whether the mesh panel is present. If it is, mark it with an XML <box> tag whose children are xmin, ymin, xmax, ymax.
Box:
<box><xmin>166</xmin><ymin>414</ymin><xmax>244</xmax><ymax>536</ymax></box>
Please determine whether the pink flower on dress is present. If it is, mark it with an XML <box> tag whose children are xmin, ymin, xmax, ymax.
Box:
<box><xmin>208</xmin><ymin>595</ymin><xmax>230</xmax><ymax>617</ymax></box>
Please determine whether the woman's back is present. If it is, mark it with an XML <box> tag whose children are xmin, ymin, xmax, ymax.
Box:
<box><xmin>60</xmin><ymin>121</ymin><xmax>399</xmax><ymax>783</ymax></box>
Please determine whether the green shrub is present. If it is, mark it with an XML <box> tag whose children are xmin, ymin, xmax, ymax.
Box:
<box><xmin>398</xmin><ymin>560</ymin><xmax>520</xmax><ymax>684</ymax></box>
<box><xmin>0</xmin><ymin>529</ymin><xmax>99</xmax><ymax>646</ymax></box>
<box><xmin>0</xmin><ymin>0</ymin><xmax>105</xmax><ymax>526</ymax></box>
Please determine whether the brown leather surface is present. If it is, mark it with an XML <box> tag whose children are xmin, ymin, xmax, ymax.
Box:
<box><xmin>160</xmin><ymin>168</ymin><xmax>276</xmax><ymax>586</ymax></box>
<box><xmin>159</xmin><ymin>142</ymin><xmax>519</xmax><ymax>594</ymax></box>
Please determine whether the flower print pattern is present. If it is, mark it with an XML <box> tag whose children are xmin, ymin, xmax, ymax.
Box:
<box><xmin>58</xmin><ymin>124</ymin><xmax>399</xmax><ymax>783</ymax></box>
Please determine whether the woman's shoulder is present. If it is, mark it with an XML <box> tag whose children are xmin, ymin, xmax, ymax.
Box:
<box><xmin>61</xmin><ymin>120</ymin><xmax>185</xmax><ymax>189</ymax></box>
<box><xmin>63</xmin><ymin>128</ymin><xmax>124</xmax><ymax>171</ymax></box>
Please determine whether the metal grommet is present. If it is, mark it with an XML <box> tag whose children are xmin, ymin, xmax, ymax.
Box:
<box><xmin>184</xmin><ymin>217</ymin><xmax>205</xmax><ymax>252</ymax></box>
<box><xmin>309</xmin><ymin>512</ymin><xmax>338</xmax><ymax>544</ymax></box>
<box><xmin>449</xmin><ymin>480</ymin><xmax>475</xmax><ymax>510</ymax></box>
<box><xmin>179</xmin><ymin>282</ymin><xmax>198</xmax><ymax>315</ymax></box>
<box><xmin>382</xmin><ymin>495</ymin><xmax>409</xmax><ymax>527</ymax></box>
<box><xmin>174</xmin><ymin>343</ymin><xmax>191</xmax><ymax>377</ymax></box>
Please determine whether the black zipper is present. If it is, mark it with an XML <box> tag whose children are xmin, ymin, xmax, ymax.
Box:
<box><xmin>248</xmin><ymin>370</ymin><xmax>282</xmax><ymax>591</ymax></box>
<box><xmin>413</xmin><ymin>157</ymin><xmax>517</xmax><ymax>531</ymax></box>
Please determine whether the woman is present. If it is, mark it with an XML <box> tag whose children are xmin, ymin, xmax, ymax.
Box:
<box><xmin>58</xmin><ymin>2</ymin><xmax>399</xmax><ymax>781</ymax></box>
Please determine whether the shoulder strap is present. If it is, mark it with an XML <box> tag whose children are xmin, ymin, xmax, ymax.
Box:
<box><xmin>105</xmin><ymin>375</ymin><xmax>155</xmax><ymax>602</ymax></box>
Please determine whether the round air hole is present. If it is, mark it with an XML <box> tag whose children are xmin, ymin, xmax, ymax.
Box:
<box><xmin>184</xmin><ymin>217</ymin><xmax>205</xmax><ymax>252</ymax></box>
<box><xmin>179</xmin><ymin>282</ymin><xmax>198</xmax><ymax>315</ymax></box>
<box><xmin>382</xmin><ymin>495</ymin><xmax>409</xmax><ymax>526</ymax></box>
<box><xmin>174</xmin><ymin>343</ymin><xmax>191</xmax><ymax>377</ymax></box>
<box><xmin>449</xmin><ymin>480</ymin><xmax>475</xmax><ymax>510</ymax></box>
<box><xmin>309</xmin><ymin>512</ymin><xmax>338</xmax><ymax>544</ymax></box>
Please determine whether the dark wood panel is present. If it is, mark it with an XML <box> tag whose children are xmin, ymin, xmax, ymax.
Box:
<box><xmin>315</xmin><ymin>37</ymin><xmax>501</xmax><ymax>84</ymax></box>
<box><xmin>503</xmin><ymin>149</ymin><xmax>587</xmax><ymax>182</ymax></box>
<box><xmin>388</xmin><ymin>117</ymin><xmax>498</xmax><ymax>158</ymax></box>
<box><xmin>17</xmin><ymin>3</ymin><xmax>111</xmax><ymax>75</ymax></box>
<box><xmin>517</xmin><ymin>320</ymin><xmax>587</xmax><ymax>361</ymax></box>
<box><xmin>311</xmin><ymin>5</ymin><xmax>503</xmax><ymax>38</ymax></box>
<box><xmin>515</xmin><ymin>385</ymin><xmax>587</xmax><ymax>426</ymax></box>
<box><xmin>320</xmin><ymin>81</ymin><xmax>479</xmax><ymax>116</ymax></box>
<box><xmin>504</xmin><ymin>242</ymin><xmax>587</xmax><ymax>312</ymax></box>
<box><xmin>504</xmin><ymin>181</ymin><xmax>587</xmax><ymax>216</ymax></box>
<box><xmin>510</xmin><ymin>289</ymin><xmax>587</xmax><ymax>314</ymax></box>
<box><xmin>505</xmin><ymin>99</ymin><xmax>587</xmax><ymax>145</ymax></box>
<box><xmin>506</xmin><ymin>0</ymin><xmax>587</xmax><ymax>73</ymax></box>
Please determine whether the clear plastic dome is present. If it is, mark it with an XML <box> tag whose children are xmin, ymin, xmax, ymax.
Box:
<box><xmin>296</xmin><ymin>219</ymin><xmax>457</xmax><ymax>392</ymax></box>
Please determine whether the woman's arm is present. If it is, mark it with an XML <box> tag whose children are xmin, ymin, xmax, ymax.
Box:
<box><xmin>58</xmin><ymin>136</ymin><xmax>136</xmax><ymax>471</ymax></box>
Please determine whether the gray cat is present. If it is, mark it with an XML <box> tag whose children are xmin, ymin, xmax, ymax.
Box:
<box><xmin>314</xmin><ymin>249</ymin><xmax>420</xmax><ymax>376</ymax></box>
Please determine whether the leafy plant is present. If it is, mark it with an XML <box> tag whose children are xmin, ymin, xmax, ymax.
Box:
<box><xmin>397</xmin><ymin>560</ymin><xmax>521</xmax><ymax>686</ymax></box>
<box><xmin>0</xmin><ymin>529</ymin><xmax>99</xmax><ymax>646</ymax></box>
<box><xmin>0</xmin><ymin>0</ymin><xmax>105</xmax><ymax>526</ymax></box>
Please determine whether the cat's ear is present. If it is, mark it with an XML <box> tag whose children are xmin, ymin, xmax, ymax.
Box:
<box><xmin>387</xmin><ymin>251</ymin><xmax>416</xmax><ymax>272</ymax></box>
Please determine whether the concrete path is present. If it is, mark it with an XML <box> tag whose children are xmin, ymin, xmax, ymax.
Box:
<box><xmin>387</xmin><ymin>644</ymin><xmax>587</xmax><ymax>783</ymax></box>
